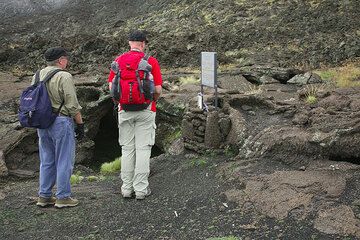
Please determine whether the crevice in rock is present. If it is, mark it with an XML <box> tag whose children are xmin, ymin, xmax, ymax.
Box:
<box><xmin>329</xmin><ymin>156</ymin><xmax>360</xmax><ymax>165</ymax></box>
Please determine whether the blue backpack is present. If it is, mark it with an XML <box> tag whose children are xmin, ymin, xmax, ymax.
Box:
<box><xmin>18</xmin><ymin>69</ymin><xmax>64</xmax><ymax>129</ymax></box>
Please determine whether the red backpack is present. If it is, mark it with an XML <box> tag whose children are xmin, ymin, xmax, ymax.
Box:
<box><xmin>110</xmin><ymin>51</ymin><xmax>154</xmax><ymax>111</ymax></box>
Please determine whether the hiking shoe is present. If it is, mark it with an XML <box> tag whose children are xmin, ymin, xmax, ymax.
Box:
<box><xmin>136</xmin><ymin>188</ymin><xmax>151</xmax><ymax>200</ymax></box>
<box><xmin>54</xmin><ymin>197</ymin><xmax>79</xmax><ymax>208</ymax></box>
<box><xmin>36</xmin><ymin>196</ymin><xmax>56</xmax><ymax>207</ymax></box>
<box><xmin>122</xmin><ymin>191</ymin><xmax>134</xmax><ymax>199</ymax></box>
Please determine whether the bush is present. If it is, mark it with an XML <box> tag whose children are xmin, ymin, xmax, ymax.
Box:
<box><xmin>70</xmin><ymin>171</ymin><xmax>84</xmax><ymax>185</ymax></box>
<box><xmin>87</xmin><ymin>176</ymin><xmax>99</xmax><ymax>182</ymax></box>
<box><xmin>100</xmin><ymin>158</ymin><xmax>121</xmax><ymax>175</ymax></box>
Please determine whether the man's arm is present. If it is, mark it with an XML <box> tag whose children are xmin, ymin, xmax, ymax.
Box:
<box><xmin>154</xmin><ymin>85</ymin><xmax>162</xmax><ymax>101</ymax></box>
<box><xmin>74</xmin><ymin>112</ymin><xmax>83</xmax><ymax>124</ymax></box>
<box><xmin>149</xmin><ymin>57</ymin><xmax>162</xmax><ymax>101</ymax></box>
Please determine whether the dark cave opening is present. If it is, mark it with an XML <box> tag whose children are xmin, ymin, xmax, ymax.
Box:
<box><xmin>329</xmin><ymin>156</ymin><xmax>360</xmax><ymax>165</ymax></box>
<box><xmin>93</xmin><ymin>107</ymin><xmax>164</xmax><ymax>170</ymax></box>
<box><xmin>93</xmin><ymin>107</ymin><xmax>121</xmax><ymax>170</ymax></box>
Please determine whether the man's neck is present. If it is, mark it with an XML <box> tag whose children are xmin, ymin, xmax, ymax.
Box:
<box><xmin>130</xmin><ymin>48</ymin><xmax>143</xmax><ymax>52</ymax></box>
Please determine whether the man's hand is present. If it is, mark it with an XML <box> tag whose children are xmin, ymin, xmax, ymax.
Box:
<box><xmin>75</xmin><ymin>123</ymin><xmax>85</xmax><ymax>140</ymax></box>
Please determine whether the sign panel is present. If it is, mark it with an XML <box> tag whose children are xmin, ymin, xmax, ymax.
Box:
<box><xmin>201</xmin><ymin>52</ymin><xmax>217</xmax><ymax>88</ymax></box>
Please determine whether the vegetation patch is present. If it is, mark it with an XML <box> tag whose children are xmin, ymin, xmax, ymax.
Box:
<box><xmin>302</xmin><ymin>84</ymin><xmax>323</xmax><ymax>104</ymax></box>
<box><xmin>244</xmin><ymin>85</ymin><xmax>263</xmax><ymax>95</ymax></box>
<box><xmin>305</xmin><ymin>95</ymin><xmax>317</xmax><ymax>104</ymax></box>
<box><xmin>70</xmin><ymin>171</ymin><xmax>84</xmax><ymax>185</ymax></box>
<box><xmin>190</xmin><ymin>157</ymin><xmax>208</xmax><ymax>167</ymax></box>
<box><xmin>86</xmin><ymin>176</ymin><xmax>99</xmax><ymax>182</ymax></box>
<box><xmin>314</xmin><ymin>62</ymin><xmax>360</xmax><ymax>88</ymax></box>
<box><xmin>165</xmin><ymin>128</ymin><xmax>182</xmax><ymax>147</ymax></box>
<box><xmin>100</xmin><ymin>158</ymin><xmax>121</xmax><ymax>175</ymax></box>
<box><xmin>178</xmin><ymin>75</ymin><xmax>200</xmax><ymax>85</ymax></box>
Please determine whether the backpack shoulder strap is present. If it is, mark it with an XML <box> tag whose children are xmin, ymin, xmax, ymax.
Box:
<box><xmin>143</xmin><ymin>53</ymin><xmax>151</xmax><ymax>61</ymax></box>
<box><xmin>42</xmin><ymin>69</ymin><xmax>64</xmax><ymax>84</ymax></box>
<box><xmin>41</xmin><ymin>69</ymin><xmax>65</xmax><ymax>113</ymax></box>
<box><xmin>33</xmin><ymin>70</ymin><xmax>41</xmax><ymax>85</ymax></box>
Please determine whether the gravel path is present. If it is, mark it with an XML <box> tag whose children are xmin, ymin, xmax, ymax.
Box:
<box><xmin>0</xmin><ymin>154</ymin><xmax>341</xmax><ymax>240</ymax></box>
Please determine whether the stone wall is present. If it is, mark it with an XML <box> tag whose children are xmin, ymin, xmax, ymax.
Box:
<box><xmin>182</xmin><ymin>107</ymin><xmax>232</xmax><ymax>153</ymax></box>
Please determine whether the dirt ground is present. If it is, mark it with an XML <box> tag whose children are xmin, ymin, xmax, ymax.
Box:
<box><xmin>0</xmin><ymin>153</ymin><xmax>353</xmax><ymax>240</ymax></box>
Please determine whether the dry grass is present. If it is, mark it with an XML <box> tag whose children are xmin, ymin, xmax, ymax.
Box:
<box><xmin>244</xmin><ymin>84</ymin><xmax>263</xmax><ymax>95</ymax></box>
<box><xmin>178</xmin><ymin>75</ymin><xmax>200</xmax><ymax>85</ymax></box>
<box><xmin>314</xmin><ymin>61</ymin><xmax>360</xmax><ymax>88</ymax></box>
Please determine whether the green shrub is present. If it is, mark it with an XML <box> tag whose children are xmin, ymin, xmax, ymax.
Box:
<box><xmin>70</xmin><ymin>171</ymin><xmax>84</xmax><ymax>185</ymax></box>
<box><xmin>87</xmin><ymin>176</ymin><xmax>99</xmax><ymax>182</ymax></box>
<box><xmin>100</xmin><ymin>158</ymin><xmax>121</xmax><ymax>175</ymax></box>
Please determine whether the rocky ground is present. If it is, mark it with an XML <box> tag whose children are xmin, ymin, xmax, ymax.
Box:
<box><xmin>1</xmin><ymin>152</ymin><xmax>360</xmax><ymax>240</ymax></box>
<box><xmin>0</xmin><ymin>0</ymin><xmax>359</xmax><ymax>73</ymax></box>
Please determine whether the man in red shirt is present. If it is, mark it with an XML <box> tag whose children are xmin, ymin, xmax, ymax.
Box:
<box><xmin>108</xmin><ymin>30</ymin><xmax>162</xmax><ymax>200</ymax></box>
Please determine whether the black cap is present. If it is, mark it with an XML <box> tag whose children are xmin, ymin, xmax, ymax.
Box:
<box><xmin>44</xmin><ymin>47</ymin><xmax>68</xmax><ymax>61</ymax></box>
<box><xmin>128</xmin><ymin>30</ymin><xmax>148</xmax><ymax>43</ymax></box>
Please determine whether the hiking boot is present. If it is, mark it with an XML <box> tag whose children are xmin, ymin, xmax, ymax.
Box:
<box><xmin>136</xmin><ymin>188</ymin><xmax>151</xmax><ymax>200</ymax></box>
<box><xmin>36</xmin><ymin>196</ymin><xmax>56</xmax><ymax>207</ymax></box>
<box><xmin>122</xmin><ymin>191</ymin><xmax>134</xmax><ymax>199</ymax></box>
<box><xmin>54</xmin><ymin>197</ymin><xmax>79</xmax><ymax>208</ymax></box>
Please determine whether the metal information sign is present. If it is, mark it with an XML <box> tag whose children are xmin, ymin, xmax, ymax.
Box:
<box><xmin>201</xmin><ymin>52</ymin><xmax>217</xmax><ymax>88</ymax></box>
<box><xmin>200</xmin><ymin>52</ymin><xmax>218</xmax><ymax>110</ymax></box>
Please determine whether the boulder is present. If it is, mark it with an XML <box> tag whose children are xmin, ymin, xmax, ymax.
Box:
<box><xmin>218</xmin><ymin>74</ymin><xmax>253</xmax><ymax>91</ymax></box>
<box><xmin>288</xmin><ymin>72</ymin><xmax>324</xmax><ymax>85</ymax></box>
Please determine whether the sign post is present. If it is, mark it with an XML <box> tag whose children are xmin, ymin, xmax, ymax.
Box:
<box><xmin>200</xmin><ymin>52</ymin><xmax>218</xmax><ymax>110</ymax></box>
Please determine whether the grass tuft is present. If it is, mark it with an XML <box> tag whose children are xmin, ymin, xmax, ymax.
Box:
<box><xmin>305</xmin><ymin>95</ymin><xmax>317</xmax><ymax>104</ymax></box>
<box><xmin>100</xmin><ymin>158</ymin><xmax>121</xmax><ymax>175</ymax></box>
<box><xmin>178</xmin><ymin>76</ymin><xmax>200</xmax><ymax>85</ymax></box>
<box><xmin>190</xmin><ymin>158</ymin><xmax>208</xmax><ymax>167</ymax></box>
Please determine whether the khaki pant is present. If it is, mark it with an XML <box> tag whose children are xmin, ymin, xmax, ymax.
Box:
<box><xmin>118</xmin><ymin>109</ymin><xmax>156</xmax><ymax>196</ymax></box>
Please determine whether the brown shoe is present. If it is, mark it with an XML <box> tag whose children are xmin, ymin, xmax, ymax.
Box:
<box><xmin>36</xmin><ymin>196</ymin><xmax>56</xmax><ymax>207</ymax></box>
<box><xmin>54</xmin><ymin>197</ymin><xmax>79</xmax><ymax>208</ymax></box>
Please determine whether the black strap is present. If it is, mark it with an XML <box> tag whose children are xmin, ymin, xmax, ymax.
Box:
<box><xmin>42</xmin><ymin>69</ymin><xmax>64</xmax><ymax>84</ymax></box>
<box><xmin>34</xmin><ymin>70</ymin><xmax>41</xmax><ymax>85</ymax></box>
<box><xmin>135</xmin><ymin>70</ymin><xmax>144</xmax><ymax>93</ymax></box>
<box><xmin>34</xmin><ymin>68</ymin><xmax>65</xmax><ymax>114</ymax></box>
<box><xmin>143</xmin><ymin>53</ymin><xmax>150</xmax><ymax>61</ymax></box>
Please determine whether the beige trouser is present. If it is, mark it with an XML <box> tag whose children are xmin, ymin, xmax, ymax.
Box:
<box><xmin>118</xmin><ymin>109</ymin><xmax>156</xmax><ymax>196</ymax></box>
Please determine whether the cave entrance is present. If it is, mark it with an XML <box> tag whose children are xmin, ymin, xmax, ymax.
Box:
<box><xmin>93</xmin><ymin>107</ymin><xmax>164</xmax><ymax>170</ymax></box>
<box><xmin>93</xmin><ymin>108</ymin><xmax>121</xmax><ymax>170</ymax></box>
<box><xmin>329</xmin><ymin>156</ymin><xmax>360</xmax><ymax>165</ymax></box>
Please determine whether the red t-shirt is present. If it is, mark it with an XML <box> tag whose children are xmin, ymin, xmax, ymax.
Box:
<box><xmin>108</xmin><ymin>50</ymin><xmax>162</xmax><ymax>112</ymax></box>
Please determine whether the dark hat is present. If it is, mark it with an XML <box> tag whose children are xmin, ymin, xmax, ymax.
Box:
<box><xmin>44</xmin><ymin>47</ymin><xmax>68</xmax><ymax>61</ymax></box>
<box><xmin>128</xmin><ymin>30</ymin><xmax>148</xmax><ymax>43</ymax></box>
